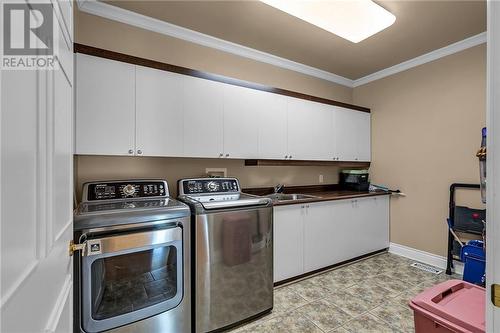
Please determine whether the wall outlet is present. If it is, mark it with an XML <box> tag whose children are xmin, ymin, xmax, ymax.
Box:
<box><xmin>205</xmin><ymin>168</ymin><xmax>227</xmax><ymax>177</ymax></box>
<box><xmin>319</xmin><ymin>174</ymin><xmax>324</xmax><ymax>183</ymax></box>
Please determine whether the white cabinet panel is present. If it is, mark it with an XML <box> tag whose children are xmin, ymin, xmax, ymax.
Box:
<box><xmin>258</xmin><ymin>93</ymin><xmax>288</xmax><ymax>159</ymax></box>
<box><xmin>334</xmin><ymin>107</ymin><xmax>371</xmax><ymax>161</ymax></box>
<box><xmin>287</xmin><ymin>98</ymin><xmax>333</xmax><ymax>160</ymax></box>
<box><xmin>223</xmin><ymin>84</ymin><xmax>260</xmax><ymax>159</ymax></box>
<box><xmin>333</xmin><ymin>107</ymin><xmax>358</xmax><ymax>161</ymax></box>
<box><xmin>354</xmin><ymin>196</ymin><xmax>390</xmax><ymax>255</ymax></box>
<box><xmin>303</xmin><ymin>202</ymin><xmax>338</xmax><ymax>272</ymax></box>
<box><xmin>76</xmin><ymin>54</ymin><xmax>135</xmax><ymax>155</ymax></box>
<box><xmin>275</xmin><ymin>195</ymin><xmax>389</xmax><ymax>282</ymax></box>
<box><xmin>356</xmin><ymin>111</ymin><xmax>371</xmax><ymax>162</ymax></box>
<box><xmin>274</xmin><ymin>205</ymin><xmax>304</xmax><ymax>282</ymax></box>
<box><xmin>136</xmin><ymin>66</ymin><xmax>183</xmax><ymax>157</ymax></box>
<box><xmin>183</xmin><ymin>76</ymin><xmax>224</xmax><ymax>158</ymax></box>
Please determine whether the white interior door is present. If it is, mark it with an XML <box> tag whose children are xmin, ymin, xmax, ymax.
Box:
<box><xmin>136</xmin><ymin>66</ymin><xmax>184</xmax><ymax>157</ymax></box>
<box><xmin>487</xmin><ymin>2</ymin><xmax>500</xmax><ymax>332</ymax></box>
<box><xmin>0</xmin><ymin>3</ymin><xmax>74</xmax><ymax>332</ymax></box>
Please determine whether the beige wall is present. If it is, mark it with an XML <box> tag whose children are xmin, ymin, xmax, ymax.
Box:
<box><xmin>74</xmin><ymin>156</ymin><xmax>340</xmax><ymax>200</ymax></box>
<box><xmin>353</xmin><ymin>44</ymin><xmax>486</xmax><ymax>256</ymax></box>
<box><xmin>74</xmin><ymin>10</ymin><xmax>353</xmax><ymax>103</ymax></box>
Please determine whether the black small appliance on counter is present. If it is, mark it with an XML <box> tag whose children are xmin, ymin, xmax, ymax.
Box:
<box><xmin>340</xmin><ymin>170</ymin><xmax>370</xmax><ymax>191</ymax></box>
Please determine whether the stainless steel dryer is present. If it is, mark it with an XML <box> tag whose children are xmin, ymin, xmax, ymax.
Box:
<box><xmin>73</xmin><ymin>180</ymin><xmax>191</xmax><ymax>333</ymax></box>
<box><xmin>178</xmin><ymin>178</ymin><xmax>273</xmax><ymax>333</ymax></box>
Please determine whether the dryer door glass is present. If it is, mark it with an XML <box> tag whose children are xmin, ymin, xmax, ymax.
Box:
<box><xmin>91</xmin><ymin>245</ymin><xmax>178</xmax><ymax>320</ymax></box>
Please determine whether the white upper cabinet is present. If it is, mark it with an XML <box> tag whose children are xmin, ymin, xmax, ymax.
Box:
<box><xmin>356</xmin><ymin>111</ymin><xmax>371</xmax><ymax>161</ymax></box>
<box><xmin>257</xmin><ymin>92</ymin><xmax>288</xmax><ymax>160</ymax></box>
<box><xmin>136</xmin><ymin>66</ymin><xmax>183</xmax><ymax>157</ymax></box>
<box><xmin>288</xmin><ymin>98</ymin><xmax>333</xmax><ymax>160</ymax></box>
<box><xmin>182</xmin><ymin>76</ymin><xmax>224</xmax><ymax>158</ymax></box>
<box><xmin>75</xmin><ymin>54</ymin><xmax>371</xmax><ymax>161</ymax></box>
<box><xmin>76</xmin><ymin>54</ymin><xmax>135</xmax><ymax>155</ymax></box>
<box><xmin>333</xmin><ymin>107</ymin><xmax>371</xmax><ymax>161</ymax></box>
<box><xmin>223</xmin><ymin>84</ymin><xmax>260</xmax><ymax>159</ymax></box>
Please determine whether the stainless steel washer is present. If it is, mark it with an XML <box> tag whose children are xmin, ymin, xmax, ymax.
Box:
<box><xmin>178</xmin><ymin>178</ymin><xmax>273</xmax><ymax>333</ymax></box>
<box><xmin>73</xmin><ymin>180</ymin><xmax>191</xmax><ymax>333</ymax></box>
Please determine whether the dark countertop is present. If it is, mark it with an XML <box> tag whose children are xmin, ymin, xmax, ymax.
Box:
<box><xmin>242</xmin><ymin>184</ymin><xmax>390</xmax><ymax>206</ymax></box>
<box><xmin>271</xmin><ymin>190</ymin><xmax>389</xmax><ymax>206</ymax></box>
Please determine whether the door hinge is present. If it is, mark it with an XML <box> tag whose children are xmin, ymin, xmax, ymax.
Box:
<box><xmin>492</xmin><ymin>284</ymin><xmax>500</xmax><ymax>308</ymax></box>
<box><xmin>69</xmin><ymin>240</ymin><xmax>86</xmax><ymax>256</ymax></box>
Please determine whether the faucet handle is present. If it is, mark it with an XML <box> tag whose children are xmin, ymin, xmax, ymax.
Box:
<box><xmin>274</xmin><ymin>184</ymin><xmax>285</xmax><ymax>193</ymax></box>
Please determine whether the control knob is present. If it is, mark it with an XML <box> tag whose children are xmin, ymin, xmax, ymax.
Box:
<box><xmin>123</xmin><ymin>184</ymin><xmax>136</xmax><ymax>196</ymax></box>
<box><xmin>207</xmin><ymin>181</ymin><xmax>219</xmax><ymax>192</ymax></box>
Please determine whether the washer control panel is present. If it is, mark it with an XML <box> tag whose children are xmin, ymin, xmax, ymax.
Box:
<box><xmin>83</xmin><ymin>180</ymin><xmax>168</xmax><ymax>202</ymax></box>
<box><xmin>180</xmin><ymin>178</ymin><xmax>240</xmax><ymax>195</ymax></box>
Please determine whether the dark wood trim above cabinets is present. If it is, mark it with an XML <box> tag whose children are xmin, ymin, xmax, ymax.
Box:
<box><xmin>244</xmin><ymin>159</ymin><xmax>371</xmax><ymax>167</ymax></box>
<box><xmin>74</xmin><ymin>43</ymin><xmax>370</xmax><ymax>113</ymax></box>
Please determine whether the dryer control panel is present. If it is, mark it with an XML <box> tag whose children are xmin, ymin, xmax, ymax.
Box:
<box><xmin>83</xmin><ymin>180</ymin><xmax>169</xmax><ymax>202</ymax></box>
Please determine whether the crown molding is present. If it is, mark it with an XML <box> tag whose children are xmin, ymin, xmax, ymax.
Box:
<box><xmin>76</xmin><ymin>0</ymin><xmax>487</xmax><ymax>90</ymax></box>
<box><xmin>75</xmin><ymin>0</ymin><xmax>354</xmax><ymax>87</ymax></box>
<box><xmin>353</xmin><ymin>32</ymin><xmax>487</xmax><ymax>87</ymax></box>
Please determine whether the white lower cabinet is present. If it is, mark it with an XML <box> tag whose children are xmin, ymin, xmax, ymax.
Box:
<box><xmin>274</xmin><ymin>204</ymin><xmax>304</xmax><ymax>282</ymax></box>
<box><xmin>274</xmin><ymin>196</ymin><xmax>389</xmax><ymax>283</ymax></box>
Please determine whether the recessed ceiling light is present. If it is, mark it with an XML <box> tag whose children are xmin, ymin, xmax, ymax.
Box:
<box><xmin>260</xmin><ymin>0</ymin><xmax>396</xmax><ymax>43</ymax></box>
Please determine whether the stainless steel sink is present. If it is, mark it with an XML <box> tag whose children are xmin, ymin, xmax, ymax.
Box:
<box><xmin>264</xmin><ymin>193</ymin><xmax>319</xmax><ymax>201</ymax></box>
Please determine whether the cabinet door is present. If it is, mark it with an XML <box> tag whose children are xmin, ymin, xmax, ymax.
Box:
<box><xmin>287</xmin><ymin>98</ymin><xmax>333</xmax><ymax>160</ymax></box>
<box><xmin>274</xmin><ymin>205</ymin><xmax>304</xmax><ymax>282</ymax></box>
<box><xmin>355</xmin><ymin>111</ymin><xmax>371</xmax><ymax>161</ymax></box>
<box><xmin>304</xmin><ymin>201</ymin><xmax>351</xmax><ymax>272</ymax></box>
<box><xmin>182</xmin><ymin>76</ymin><xmax>224</xmax><ymax>158</ymax></box>
<box><xmin>223</xmin><ymin>84</ymin><xmax>260</xmax><ymax>159</ymax></box>
<box><xmin>334</xmin><ymin>108</ymin><xmax>371</xmax><ymax>161</ymax></box>
<box><xmin>258</xmin><ymin>93</ymin><xmax>288</xmax><ymax>160</ymax></box>
<box><xmin>136</xmin><ymin>66</ymin><xmax>183</xmax><ymax>157</ymax></box>
<box><xmin>76</xmin><ymin>54</ymin><xmax>135</xmax><ymax>155</ymax></box>
<box><xmin>333</xmin><ymin>107</ymin><xmax>358</xmax><ymax>161</ymax></box>
<box><xmin>354</xmin><ymin>196</ymin><xmax>389</xmax><ymax>254</ymax></box>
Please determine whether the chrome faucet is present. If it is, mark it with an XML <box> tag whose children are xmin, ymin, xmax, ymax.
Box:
<box><xmin>274</xmin><ymin>184</ymin><xmax>285</xmax><ymax>194</ymax></box>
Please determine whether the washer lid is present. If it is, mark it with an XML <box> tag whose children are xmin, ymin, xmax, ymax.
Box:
<box><xmin>190</xmin><ymin>193</ymin><xmax>271</xmax><ymax>210</ymax></box>
<box><xmin>74</xmin><ymin>198</ymin><xmax>190</xmax><ymax>231</ymax></box>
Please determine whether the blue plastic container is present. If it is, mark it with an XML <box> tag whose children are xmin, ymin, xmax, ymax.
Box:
<box><xmin>460</xmin><ymin>240</ymin><xmax>485</xmax><ymax>285</ymax></box>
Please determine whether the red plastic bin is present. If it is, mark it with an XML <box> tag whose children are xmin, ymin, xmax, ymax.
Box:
<box><xmin>409</xmin><ymin>279</ymin><xmax>485</xmax><ymax>333</ymax></box>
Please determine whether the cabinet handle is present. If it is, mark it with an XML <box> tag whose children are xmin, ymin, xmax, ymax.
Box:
<box><xmin>128</xmin><ymin>149</ymin><xmax>134</xmax><ymax>155</ymax></box>
<box><xmin>137</xmin><ymin>149</ymin><xmax>142</xmax><ymax>155</ymax></box>
<box><xmin>285</xmin><ymin>155</ymin><xmax>288</xmax><ymax>159</ymax></box>
<box><xmin>225</xmin><ymin>153</ymin><xmax>229</xmax><ymax>157</ymax></box>
<box><xmin>219</xmin><ymin>153</ymin><xmax>223</xmax><ymax>157</ymax></box>
<box><xmin>289</xmin><ymin>155</ymin><xmax>292</xmax><ymax>159</ymax></box>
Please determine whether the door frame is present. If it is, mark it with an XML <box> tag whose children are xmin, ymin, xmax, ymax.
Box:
<box><xmin>486</xmin><ymin>1</ymin><xmax>499</xmax><ymax>332</ymax></box>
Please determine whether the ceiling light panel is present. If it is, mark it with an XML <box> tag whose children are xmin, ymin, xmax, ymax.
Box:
<box><xmin>260</xmin><ymin>0</ymin><xmax>396</xmax><ymax>43</ymax></box>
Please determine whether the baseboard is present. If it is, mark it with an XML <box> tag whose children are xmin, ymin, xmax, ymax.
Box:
<box><xmin>389</xmin><ymin>242</ymin><xmax>464</xmax><ymax>275</ymax></box>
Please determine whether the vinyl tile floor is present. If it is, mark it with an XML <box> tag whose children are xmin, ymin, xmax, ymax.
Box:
<box><xmin>229</xmin><ymin>252</ymin><xmax>462</xmax><ymax>333</ymax></box>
